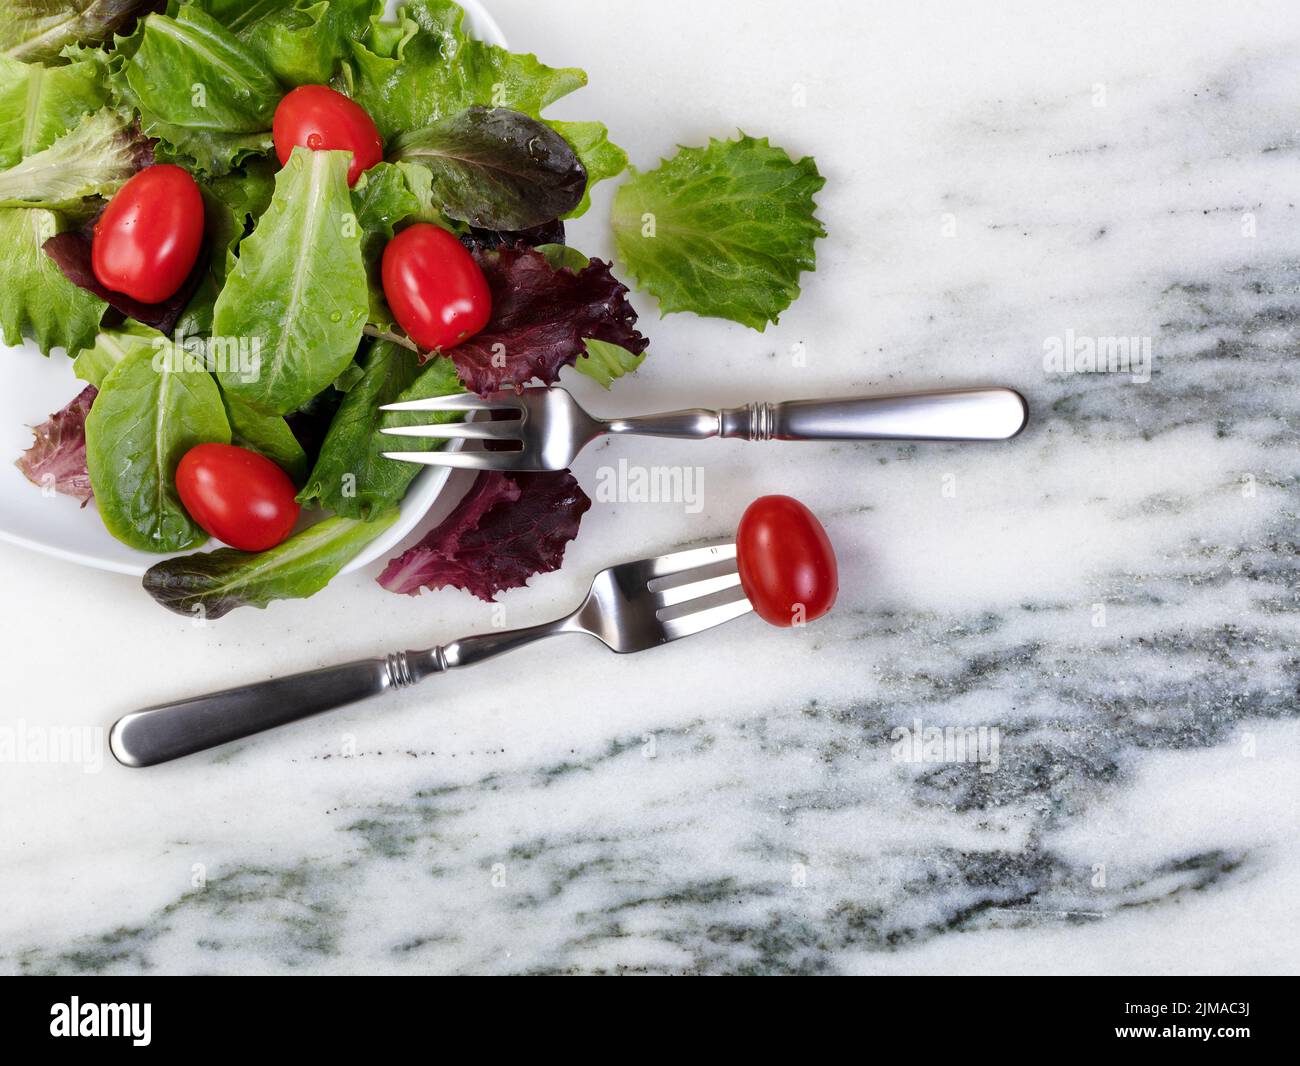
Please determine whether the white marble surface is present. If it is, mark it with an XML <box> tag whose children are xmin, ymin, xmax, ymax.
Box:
<box><xmin>2</xmin><ymin>0</ymin><xmax>1298</xmax><ymax>975</ymax></box>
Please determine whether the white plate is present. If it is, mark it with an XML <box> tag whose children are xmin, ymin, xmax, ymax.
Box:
<box><xmin>0</xmin><ymin>1</ymin><xmax>506</xmax><ymax>577</ymax></box>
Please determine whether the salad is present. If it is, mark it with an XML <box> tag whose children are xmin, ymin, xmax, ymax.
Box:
<box><xmin>2</xmin><ymin>0</ymin><xmax>826</xmax><ymax>619</ymax></box>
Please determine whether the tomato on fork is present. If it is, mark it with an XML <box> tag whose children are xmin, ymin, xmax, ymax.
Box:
<box><xmin>736</xmin><ymin>495</ymin><xmax>838</xmax><ymax>627</ymax></box>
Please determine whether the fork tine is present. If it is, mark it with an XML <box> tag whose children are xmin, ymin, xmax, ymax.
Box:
<box><xmin>380</xmin><ymin>421</ymin><xmax>523</xmax><ymax>440</ymax></box>
<box><xmin>380</xmin><ymin>393</ymin><xmax>520</xmax><ymax>413</ymax></box>
<box><xmin>653</xmin><ymin>567</ymin><xmax>741</xmax><ymax>608</ymax></box>
<box><xmin>660</xmin><ymin>587</ymin><xmax>753</xmax><ymax>641</ymax></box>
<box><xmin>381</xmin><ymin>450</ymin><xmax>526</xmax><ymax>471</ymax></box>
<box><xmin>639</xmin><ymin>542</ymin><xmax>738</xmax><ymax>582</ymax></box>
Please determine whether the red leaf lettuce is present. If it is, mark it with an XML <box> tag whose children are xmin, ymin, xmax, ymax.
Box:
<box><xmin>16</xmin><ymin>385</ymin><xmax>97</xmax><ymax>505</ymax></box>
<box><xmin>378</xmin><ymin>469</ymin><xmax>591</xmax><ymax>601</ymax></box>
<box><xmin>448</xmin><ymin>245</ymin><xmax>648</xmax><ymax>395</ymax></box>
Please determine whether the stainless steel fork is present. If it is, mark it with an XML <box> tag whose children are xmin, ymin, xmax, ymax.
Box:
<box><xmin>380</xmin><ymin>385</ymin><xmax>1028</xmax><ymax>472</ymax></box>
<box><xmin>109</xmin><ymin>543</ymin><xmax>749</xmax><ymax>767</ymax></box>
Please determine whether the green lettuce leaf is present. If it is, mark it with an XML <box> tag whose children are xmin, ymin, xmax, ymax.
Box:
<box><xmin>0</xmin><ymin>206</ymin><xmax>106</xmax><ymax>353</ymax></box>
<box><xmin>194</xmin><ymin>0</ymin><xmax>378</xmax><ymax>86</ymax></box>
<box><xmin>212</xmin><ymin>146</ymin><xmax>369</xmax><ymax>414</ymax></box>
<box><xmin>351</xmin><ymin>0</ymin><xmax>623</xmax><ymax>216</ymax></box>
<box><xmin>390</xmin><ymin>106</ymin><xmax>586</xmax><ymax>231</ymax></box>
<box><xmin>0</xmin><ymin>1</ymin><xmax>157</xmax><ymax>63</ymax></box>
<box><xmin>298</xmin><ymin>342</ymin><xmax>459</xmax><ymax>519</ymax></box>
<box><xmin>142</xmin><ymin>509</ymin><xmax>399</xmax><ymax>618</ymax></box>
<box><xmin>85</xmin><ymin>342</ymin><xmax>231</xmax><ymax>552</ymax></box>
<box><xmin>0</xmin><ymin>51</ymin><xmax>109</xmax><ymax>167</ymax></box>
<box><xmin>176</xmin><ymin>157</ymin><xmax>278</xmax><ymax>335</ymax></box>
<box><xmin>117</xmin><ymin>5</ymin><xmax>281</xmax><ymax>174</ymax></box>
<box><xmin>611</xmin><ymin>134</ymin><xmax>826</xmax><ymax>331</ymax></box>
<box><xmin>574</xmin><ymin>337</ymin><xmax>646</xmax><ymax>389</ymax></box>
<box><xmin>350</xmin><ymin>160</ymin><xmax>421</xmax><ymax>328</ymax></box>
<box><xmin>222</xmin><ymin>392</ymin><xmax>309</xmax><ymax>482</ymax></box>
<box><xmin>72</xmin><ymin>320</ymin><xmax>163</xmax><ymax>385</ymax></box>
<box><xmin>0</xmin><ymin>106</ymin><xmax>151</xmax><ymax>214</ymax></box>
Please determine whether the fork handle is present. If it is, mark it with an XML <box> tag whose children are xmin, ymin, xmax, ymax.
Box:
<box><xmin>721</xmin><ymin>388</ymin><xmax>1028</xmax><ymax>442</ymax></box>
<box><xmin>110</xmin><ymin>619</ymin><xmax>576</xmax><ymax>767</ymax></box>
<box><xmin>108</xmin><ymin>656</ymin><xmax>433</xmax><ymax>767</ymax></box>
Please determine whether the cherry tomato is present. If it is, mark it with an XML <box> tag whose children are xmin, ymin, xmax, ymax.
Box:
<box><xmin>273</xmin><ymin>85</ymin><xmax>384</xmax><ymax>187</ymax></box>
<box><xmin>381</xmin><ymin>223</ymin><xmax>492</xmax><ymax>350</ymax></box>
<box><xmin>176</xmin><ymin>444</ymin><xmax>301</xmax><ymax>553</ymax></box>
<box><xmin>736</xmin><ymin>495</ymin><xmax>838</xmax><ymax>627</ymax></box>
<box><xmin>91</xmin><ymin>165</ymin><xmax>204</xmax><ymax>304</ymax></box>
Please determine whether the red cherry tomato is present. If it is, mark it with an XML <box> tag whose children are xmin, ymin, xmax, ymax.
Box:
<box><xmin>91</xmin><ymin>165</ymin><xmax>204</xmax><ymax>304</ymax></box>
<box><xmin>736</xmin><ymin>495</ymin><xmax>838</xmax><ymax>627</ymax></box>
<box><xmin>176</xmin><ymin>444</ymin><xmax>301</xmax><ymax>553</ymax></box>
<box><xmin>273</xmin><ymin>85</ymin><xmax>384</xmax><ymax>187</ymax></box>
<box><xmin>381</xmin><ymin>223</ymin><xmax>492</xmax><ymax>350</ymax></box>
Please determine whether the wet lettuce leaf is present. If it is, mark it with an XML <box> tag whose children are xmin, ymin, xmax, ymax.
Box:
<box><xmin>0</xmin><ymin>0</ymin><xmax>158</xmax><ymax>63</ymax></box>
<box><xmin>350</xmin><ymin>0</ymin><xmax>623</xmax><ymax>216</ymax></box>
<box><xmin>212</xmin><ymin>147</ymin><xmax>369</xmax><ymax>414</ymax></box>
<box><xmin>390</xmin><ymin>106</ymin><xmax>585</xmax><ymax>231</ymax></box>
<box><xmin>448</xmin><ymin>244</ymin><xmax>648</xmax><ymax>395</ymax></box>
<box><xmin>378</xmin><ymin>469</ymin><xmax>589</xmax><ymax>602</ymax></box>
<box><xmin>0</xmin><ymin>107</ymin><xmax>152</xmax><ymax>215</ymax></box>
<box><xmin>298</xmin><ymin>342</ymin><xmax>460</xmax><ymax>520</ymax></box>
<box><xmin>611</xmin><ymin>134</ymin><xmax>826</xmax><ymax>331</ymax></box>
<box><xmin>85</xmin><ymin>342</ymin><xmax>231</xmax><ymax>551</ymax></box>
<box><xmin>0</xmin><ymin>206</ymin><xmax>107</xmax><ymax>353</ymax></box>
<box><xmin>116</xmin><ymin>4</ymin><xmax>281</xmax><ymax>174</ymax></box>
<box><xmin>71</xmin><ymin>320</ymin><xmax>162</xmax><ymax>385</ymax></box>
<box><xmin>143</xmin><ymin>509</ymin><xmax>399</xmax><ymax>619</ymax></box>
<box><xmin>193</xmin><ymin>0</ymin><xmax>377</xmax><ymax>86</ymax></box>
<box><xmin>0</xmin><ymin>51</ymin><xmax>111</xmax><ymax>168</ymax></box>
<box><xmin>15</xmin><ymin>383</ymin><xmax>97</xmax><ymax>504</ymax></box>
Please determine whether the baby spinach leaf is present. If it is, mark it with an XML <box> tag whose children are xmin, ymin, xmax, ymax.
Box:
<box><xmin>0</xmin><ymin>108</ymin><xmax>152</xmax><ymax>216</ymax></box>
<box><xmin>0</xmin><ymin>206</ymin><xmax>106</xmax><ymax>354</ymax></box>
<box><xmin>0</xmin><ymin>52</ymin><xmax>110</xmax><ymax>168</ymax></box>
<box><xmin>72</xmin><ymin>321</ymin><xmax>163</xmax><ymax>386</ymax></box>
<box><xmin>298</xmin><ymin>343</ymin><xmax>460</xmax><ymax>520</ymax></box>
<box><xmin>212</xmin><ymin>147</ymin><xmax>369</xmax><ymax>415</ymax></box>
<box><xmin>118</xmin><ymin>5</ymin><xmax>281</xmax><ymax>174</ymax></box>
<box><xmin>222</xmin><ymin>392</ymin><xmax>309</xmax><ymax>483</ymax></box>
<box><xmin>611</xmin><ymin>134</ymin><xmax>826</xmax><ymax>331</ymax></box>
<box><xmin>142</xmin><ymin>509</ymin><xmax>399</xmax><ymax>619</ymax></box>
<box><xmin>85</xmin><ymin>344</ymin><xmax>231</xmax><ymax>552</ymax></box>
<box><xmin>0</xmin><ymin>1</ymin><xmax>158</xmax><ymax>63</ymax></box>
<box><xmin>390</xmin><ymin>107</ymin><xmax>585</xmax><ymax>231</ymax></box>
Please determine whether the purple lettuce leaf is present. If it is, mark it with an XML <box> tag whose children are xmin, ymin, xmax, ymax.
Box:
<box><xmin>378</xmin><ymin>470</ymin><xmax>591</xmax><ymax>601</ymax></box>
<box><xmin>43</xmin><ymin>228</ymin><xmax>210</xmax><ymax>337</ymax></box>
<box><xmin>448</xmin><ymin>245</ymin><xmax>648</xmax><ymax>395</ymax></box>
<box><xmin>15</xmin><ymin>385</ymin><xmax>97</xmax><ymax>505</ymax></box>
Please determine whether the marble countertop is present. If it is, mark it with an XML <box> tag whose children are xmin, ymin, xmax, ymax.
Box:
<box><xmin>2</xmin><ymin>0</ymin><xmax>1297</xmax><ymax>975</ymax></box>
